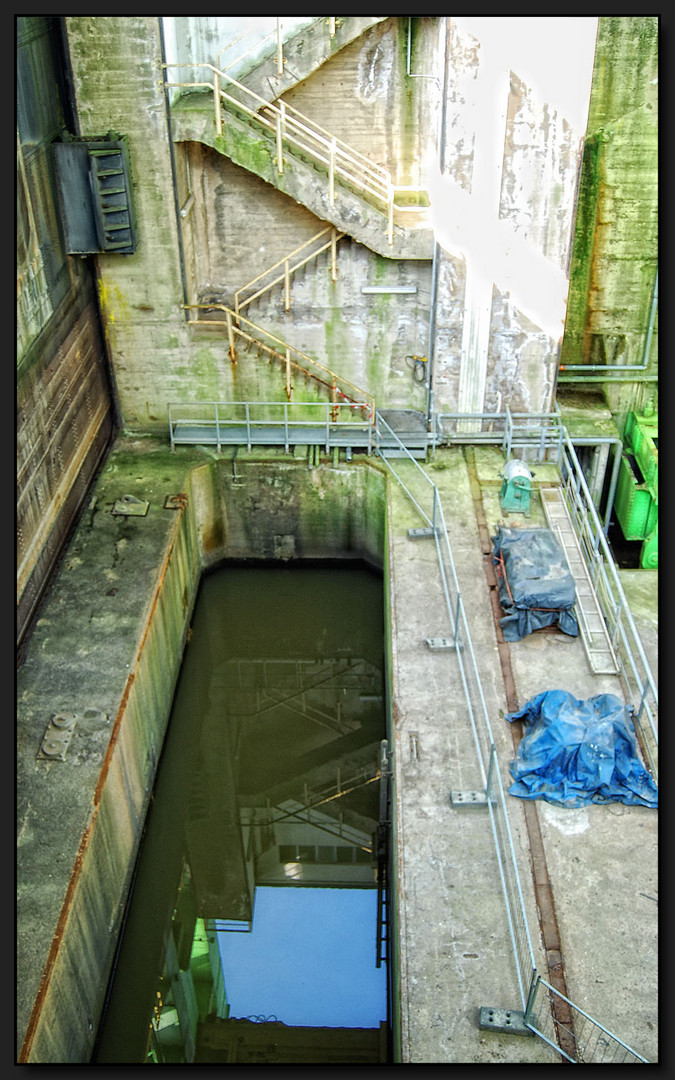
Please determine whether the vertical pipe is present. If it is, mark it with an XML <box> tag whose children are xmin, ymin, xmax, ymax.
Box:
<box><xmin>285</xmin><ymin>347</ymin><xmax>291</xmax><ymax>399</ymax></box>
<box><xmin>284</xmin><ymin>259</ymin><xmax>290</xmax><ymax>311</ymax></box>
<box><xmin>426</xmin><ymin>19</ymin><xmax>450</xmax><ymax>426</ymax></box>
<box><xmin>226</xmin><ymin>310</ymin><xmax>236</xmax><ymax>363</ymax></box>
<box><xmin>387</xmin><ymin>181</ymin><xmax>394</xmax><ymax>246</ymax></box>
<box><xmin>642</xmin><ymin>267</ymin><xmax>658</xmax><ymax>368</ymax></box>
<box><xmin>276</xmin><ymin>19</ymin><xmax>283</xmax><ymax>76</ymax></box>
<box><xmin>426</xmin><ymin>242</ymin><xmax>439</xmax><ymax>426</ymax></box>
<box><xmin>277</xmin><ymin>102</ymin><xmax>285</xmax><ymax>175</ymax></box>
<box><xmin>213</xmin><ymin>71</ymin><xmax>222</xmax><ymax>137</ymax></box>
<box><xmin>329</xmin><ymin>138</ymin><xmax>336</xmax><ymax>205</ymax></box>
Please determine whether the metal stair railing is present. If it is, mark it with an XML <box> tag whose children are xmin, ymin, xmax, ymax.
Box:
<box><xmin>183</xmin><ymin>301</ymin><xmax>375</xmax><ymax>416</ymax></box>
<box><xmin>163</xmin><ymin>62</ymin><xmax>428</xmax><ymax>246</ymax></box>
<box><xmin>234</xmin><ymin>225</ymin><xmax>345</xmax><ymax>318</ymax></box>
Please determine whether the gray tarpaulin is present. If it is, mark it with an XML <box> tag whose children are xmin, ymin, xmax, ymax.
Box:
<box><xmin>492</xmin><ymin>526</ymin><xmax>579</xmax><ymax>641</ymax></box>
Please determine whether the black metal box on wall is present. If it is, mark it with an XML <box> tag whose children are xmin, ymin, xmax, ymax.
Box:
<box><xmin>52</xmin><ymin>132</ymin><xmax>137</xmax><ymax>255</ymax></box>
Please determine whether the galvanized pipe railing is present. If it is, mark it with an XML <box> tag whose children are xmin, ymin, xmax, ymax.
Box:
<box><xmin>168</xmin><ymin>400</ymin><xmax>376</xmax><ymax>455</ymax></box>
<box><xmin>557</xmin><ymin>433</ymin><xmax>658</xmax><ymax>779</ymax></box>
<box><xmin>375</xmin><ymin>411</ymin><xmax>653</xmax><ymax>1060</ymax></box>
<box><xmin>375</xmin><ymin>412</ymin><xmax>537</xmax><ymax>1005</ymax></box>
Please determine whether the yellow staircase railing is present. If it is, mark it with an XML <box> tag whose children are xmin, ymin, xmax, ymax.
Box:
<box><xmin>184</xmin><ymin>301</ymin><xmax>374</xmax><ymax>419</ymax></box>
<box><xmin>234</xmin><ymin>226</ymin><xmax>345</xmax><ymax>319</ymax></box>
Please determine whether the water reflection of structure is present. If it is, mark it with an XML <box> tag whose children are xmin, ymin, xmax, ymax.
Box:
<box><xmin>97</xmin><ymin>564</ymin><xmax>389</xmax><ymax>1063</ymax></box>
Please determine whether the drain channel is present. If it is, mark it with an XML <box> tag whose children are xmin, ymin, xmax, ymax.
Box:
<box><xmin>463</xmin><ymin>446</ymin><xmax>576</xmax><ymax>1062</ymax></box>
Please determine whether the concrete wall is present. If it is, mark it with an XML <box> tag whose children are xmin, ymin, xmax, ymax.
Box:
<box><xmin>559</xmin><ymin>16</ymin><xmax>658</xmax><ymax>426</ymax></box>
<box><xmin>428</xmin><ymin>17</ymin><xmax>598</xmax><ymax>418</ymax></box>
<box><xmin>183</xmin><ymin>145</ymin><xmax>433</xmax><ymax>410</ymax></box>
<box><xmin>64</xmin><ymin>16</ymin><xmax>199</xmax><ymax>431</ymax></box>
<box><xmin>59</xmin><ymin>16</ymin><xmax>603</xmax><ymax>430</ymax></box>
<box><xmin>17</xmin><ymin>17</ymin><xmax>116</xmax><ymax>647</ymax></box>
<box><xmin>279</xmin><ymin>17</ymin><xmax>440</xmax><ymax>190</ymax></box>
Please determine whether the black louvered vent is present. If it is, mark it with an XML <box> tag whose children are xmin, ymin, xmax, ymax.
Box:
<box><xmin>53</xmin><ymin>132</ymin><xmax>138</xmax><ymax>255</ymax></box>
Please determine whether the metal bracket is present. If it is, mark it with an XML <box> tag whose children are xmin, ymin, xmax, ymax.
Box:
<box><xmin>164</xmin><ymin>493</ymin><xmax>188</xmax><ymax>510</ymax></box>
<box><xmin>408</xmin><ymin>527</ymin><xmax>436</xmax><ymax>539</ymax></box>
<box><xmin>424</xmin><ymin>637</ymin><xmax>464</xmax><ymax>652</ymax></box>
<box><xmin>112</xmin><ymin>494</ymin><xmax>149</xmax><ymax>516</ymax></box>
<box><xmin>450</xmin><ymin>789</ymin><xmax>487</xmax><ymax>808</ymax></box>
<box><xmin>479</xmin><ymin>1006</ymin><xmax>533</xmax><ymax>1037</ymax></box>
<box><xmin>38</xmin><ymin>713</ymin><xmax>77</xmax><ymax>761</ymax></box>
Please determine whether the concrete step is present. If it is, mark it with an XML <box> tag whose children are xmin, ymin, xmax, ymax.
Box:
<box><xmin>170</xmin><ymin>95</ymin><xmax>434</xmax><ymax>260</ymax></box>
<box><xmin>228</xmin><ymin>17</ymin><xmax>389</xmax><ymax>105</ymax></box>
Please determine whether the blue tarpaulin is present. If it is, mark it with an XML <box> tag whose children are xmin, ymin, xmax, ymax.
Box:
<box><xmin>492</xmin><ymin>526</ymin><xmax>579</xmax><ymax>641</ymax></box>
<box><xmin>505</xmin><ymin>691</ymin><xmax>658</xmax><ymax>808</ymax></box>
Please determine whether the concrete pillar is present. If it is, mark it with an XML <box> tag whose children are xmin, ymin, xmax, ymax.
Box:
<box><xmin>429</xmin><ymin>16</ymin><xmax>598</xmax><ymax>417</ymax></box>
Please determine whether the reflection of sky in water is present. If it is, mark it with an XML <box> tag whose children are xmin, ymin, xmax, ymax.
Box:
<box><xmin>219</xmin><ymin>886</ymin><xmax>387</xmax><ymax>1028</ymax></box>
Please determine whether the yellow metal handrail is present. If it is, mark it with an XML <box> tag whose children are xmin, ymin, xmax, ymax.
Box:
<box><xmin>184</xmin><ymin>302</ymin><xmax>375</xmax><ymax>419</ymax></box>
<box><xmin>234</xmin><ymin>226</ymin><xmax>344</xmax><ymax>317</ymax></box>
<box><xmin>164</xmin><ymin>62</ymin><xmax>428</xmax><ymax>246</ymax></box>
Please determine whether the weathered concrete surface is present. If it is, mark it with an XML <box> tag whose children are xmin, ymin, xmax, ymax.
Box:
<box><xmin>387</xmin><ymin>445</ymin><xmax>657</xmax><ymax>1062</ymax></box>
<box><xmin>170</xmin><ymin>95</ymin><xmax>434</xmax><ymax>261</ymax></box>
<box><xmin>17</xmin><ymin>437</ymin><xmax>657</xmax><ymax>1063</ymax></box>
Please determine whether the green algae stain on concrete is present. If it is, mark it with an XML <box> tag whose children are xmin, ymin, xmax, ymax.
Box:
<box><xmin>324</xmin><ymin>309</ymin><xmax>352</xmax><ymax>376</ymax></box>
<box><xmin>190</xmin><ymin>347</ymin><xmax>221</xmax><ymax>398</ymax></box>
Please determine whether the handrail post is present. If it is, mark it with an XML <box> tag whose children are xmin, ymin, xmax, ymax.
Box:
<box><xmin>524</xmin><ymin>971</ymin><xmax>540</xmax><ymax>1026</ymax></box>
<box><xmin>226</xmin><ymin>309</ymin><xmax>236</xmax><ymax>363</ymax></box>
<box><xmin>215</xmin><ymin>402</ymin><xmax>221</xmax><ymax>453</ymax></box>
<box><xmin>276</xmin><ymin>19</ymin><xmax>284</xmax><ymax>76</ymax></box>
<box><xmin>330</xmin><ymin>226</ymin><xmax>337</xmax><ymax>282</ymax></box>
<box><xmin>213</xmin><ymin>70</ymin><xmax>222</xmax><ymax>137</ymax></box>
<box><xmin>285</xmin><ymin>347</ymin><xmax>292</xmax><ymax>400</ymax></box>
<box><xmin>331</xmin><ymin>377</ymin><xmax>339</xmax><ymax>422</ymax></box>
<box><xmin>329</xmin><ymin>17</ymin><xmax>336</xmax><ymax>37</ymax></box>
<box><xmin>284</xmin><ymin>258</ymin><xmax>290</xmax><ymax>312</ymax></box>
<box><xmin>245</xmin><ymin>402</ymin><xmax>251</xmax><ymax>453</ymax></box>
<box><xmin>329</xmin><ymin>137</ymin><xmax>336</xmax><ymax>206</ymax></box>
<box><xmin>276</xmin><ymin>101</ymin><xmax>285</xmax><ymax>175</ymax></box>
<box><xmin>387</xmin><ymin>181</ymin><xmax>394</xmax><ymax>246</ymax></box>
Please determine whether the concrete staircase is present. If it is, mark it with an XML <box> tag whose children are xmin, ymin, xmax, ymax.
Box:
<box><xmin>223</xmin><ymin>16</ymin><xmax>389</xmax><ymax>105</ymax></box>
<box><xmin>170</xmin><ymin>92</ymin><xmax>433</xmax><ymax>260</ymax></box>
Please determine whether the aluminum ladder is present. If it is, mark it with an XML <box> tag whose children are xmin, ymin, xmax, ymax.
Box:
<box><xmin>540</xmin><ymin>487</ymin><xmax>620</xmax><ymax>676</ymax></box>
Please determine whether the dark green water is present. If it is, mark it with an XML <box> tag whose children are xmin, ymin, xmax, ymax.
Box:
<box><xmin>93</xmin><ymin>560</ymin><xmax>388</xmax><ymax>1064</ymax></box>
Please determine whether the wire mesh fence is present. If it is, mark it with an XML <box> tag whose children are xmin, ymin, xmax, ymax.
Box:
<box><xmin>525</xmin><ymin>975</ymin><xmax>649</xmax><ymax>1063</ymax></box>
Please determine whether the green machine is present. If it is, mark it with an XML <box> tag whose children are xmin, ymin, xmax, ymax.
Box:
<box><xmin>615</xmin><ymin>406</ymin><xmax>658</xmax><ymax>568</ymax></box>
<box><xmin>500</xmin><ymin>459</ymin><xmax>533</xmax><ymax>514</ymax></box>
